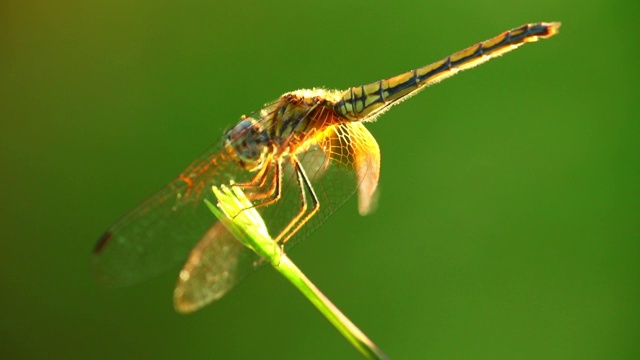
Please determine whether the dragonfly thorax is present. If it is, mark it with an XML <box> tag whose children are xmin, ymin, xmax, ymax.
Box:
<box><xmin>224</xmin><ymin>117</ymin><xmax>271</xmax><ymax>172</ymax></box>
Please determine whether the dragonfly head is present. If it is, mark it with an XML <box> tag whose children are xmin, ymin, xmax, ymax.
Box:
<box><xmin>224</xmin><ymin>117</ymin><xmax>270</xmax><ymax>172</ymax></box>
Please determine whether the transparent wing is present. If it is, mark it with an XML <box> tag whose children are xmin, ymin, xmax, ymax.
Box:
<box><xmin>93</xmin><ymin>94</ymin><xmax>380</xmax><ymax>312</ymax></box>
<box><xmin>92</xmin><ymin>102</ymin><xmax>285</xmax><ymax>287</ymax></box>
<box><xmin>173</xmin><ymin>221</ymin><xmax>263</xmax><ymax>313</ymax></box>
<box><xmin>171</xmin><ymin>122</ymin><xmax>380</xmax><ymax>312</ymax></box>
<box><xmin>92</xmin><ymin>147</ymin><xmax>253</xmax><ymax>286</ymax></box>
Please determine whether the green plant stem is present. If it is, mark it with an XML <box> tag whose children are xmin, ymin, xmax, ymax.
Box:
<box><xmin>274</xmin><ymin>253</ymin><xmax>389</xmax><ymax>360</ymax></box>
<box><xmin>209</xmin><ymin>185</ymin><xmax>388</xmax><ymax>359</ymax></box>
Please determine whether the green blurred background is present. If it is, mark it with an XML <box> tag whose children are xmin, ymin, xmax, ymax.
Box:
<box><xmin>1</xmin><ymin>0</ymin><xmax>638</xmax><ymax>359</ymax></box>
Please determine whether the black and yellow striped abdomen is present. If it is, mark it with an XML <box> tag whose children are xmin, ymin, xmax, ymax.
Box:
<box><xmin>334</xmin><ymin>22</ymin><xmax>561</xmax><ymax>122</ymax></box>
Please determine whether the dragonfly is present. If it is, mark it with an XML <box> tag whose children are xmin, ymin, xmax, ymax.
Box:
<box><xmin>93</xmin><ymin>22</ymin><xmax>560</xmax><ymax>313</ymax></box>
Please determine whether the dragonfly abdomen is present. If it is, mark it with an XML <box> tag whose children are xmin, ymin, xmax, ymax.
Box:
<box><xmin>334</xmin><ymin>22</ymin><xmax>560</xmax><ymax>122</ymax></box>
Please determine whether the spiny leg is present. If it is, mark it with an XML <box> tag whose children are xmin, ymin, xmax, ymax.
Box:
<box><xmin>231</xmin><ymin>159</ymin><xmax>283</xmax><ymax>222</ymax></box>
<box><xmin>231</xmin><ymin>150</ymin><xmax>281</xmax><ymax>203</ymax></box>
<box><xmin>246</xmin><ymin>159</ymin><xmax>282</xmax><ymax>208</ymax></box>
<box><xmin>222</xmin><ymin>142</ymin><xmax>283</xmax><ymax>219</ymax></box>
<box><xmin>238</xmin><ymin>161</ymin><xmax>279</xmax><ymax>202</ymax></box>
<box><xmin>234</xmin><ymin>152</ymin><xmax>274</xmax><ymax>191</ymax></box>
<box><xmin>275</xmin><ymin>155</ymin><xmax>320</xmax><ymax>244</ymax></box>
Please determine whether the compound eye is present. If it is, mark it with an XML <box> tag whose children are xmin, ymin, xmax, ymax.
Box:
<box><xmin>224</xmin><ymin>117</ymin><xmax>267</xmax><ymax>168</ymax></box>
<box><xmin>227</xmin><ymin>119</ymin><xmax>258</xmax><ymax>140</ymax></box>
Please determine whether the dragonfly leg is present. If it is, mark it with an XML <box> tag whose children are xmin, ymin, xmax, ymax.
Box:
<box><xmin>232</xmin><ymin>150</ymin><xmax>283</xmax><ymax>203</ymax></box>
<box><xmin>275</xmin><ymin>156</ymin><xmax>319</xmax><ymax>244</ymax></box>
<box><xmin>244</xmin><ymin>159</ymin><xmax>282</xmax><ymax>208</ymax></box>
<box><xmin>231</xmin><ymin>159</ymin><xmax>283</xmax><ymax>222</ymax></box>
<box><xmin>234</xmin><ymin>152</ymin><xmax>274</xmax><ymax>190</ymax></box>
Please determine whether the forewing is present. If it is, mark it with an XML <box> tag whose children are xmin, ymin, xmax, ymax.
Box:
<box><xmin>92</xmin><ymin>99</ymin><xmax>290</xmax><ymax>287</ymax></box>
<box><xmin>92</xmin><ymin>143</ymin><xmax>253</xmax><ymax>287</ymax></box>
